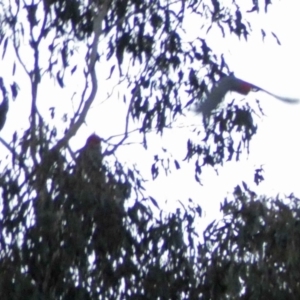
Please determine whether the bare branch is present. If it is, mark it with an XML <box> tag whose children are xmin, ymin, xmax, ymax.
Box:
<box><xmin>52</xmin><ymin>1</ymin><xmax>110</xmax><ymax>152</ymax></box>
<box><xmin>0</xmin><ymin>136</ymin><xmax>30</xmax><ymax>179</ymax></box>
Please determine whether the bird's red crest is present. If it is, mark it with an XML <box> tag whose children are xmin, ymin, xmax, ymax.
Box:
<box><xmin>86</xmin><ymin>134</ymin><xmax>101</xmax><ymax>146</ymax></box>
<box><xmin>239</xmin><ymin>81</ymin><xmax>253</xmax><ymax>95</ymax></box>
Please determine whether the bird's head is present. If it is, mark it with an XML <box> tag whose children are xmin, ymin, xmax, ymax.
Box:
<box><xmin>233</xmin><ymin>79</ymin><xmax>256</xmax><ymax>95</ymax></box>
<box><xmin>86</xmin><ymin>134</ymin><xmax>101</xmax><ymax>147</ymax></box>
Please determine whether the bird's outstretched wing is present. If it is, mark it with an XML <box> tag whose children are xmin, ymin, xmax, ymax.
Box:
<box><xmin>197</xmin><ymin>76</ymin><xmax>300</xmax><ymax>121</ymax></box>
<box><xmin>260</xmin><ymin>89</ymin><xmax>300</xmax><ymax>104</ymax></box>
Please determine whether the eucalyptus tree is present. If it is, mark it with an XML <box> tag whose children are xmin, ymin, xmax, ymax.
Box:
<box><xmin>0</xmin><ymin>0</ymin><xmax>288</xmax><ymax>299</ymax></box>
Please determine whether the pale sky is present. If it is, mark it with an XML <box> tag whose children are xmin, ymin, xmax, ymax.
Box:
<box><xmin>1</xmin><ymin>0</ymin><xmax>300</xmax><ymax>229</ymax></box>
<box><xmin>127</xmin><ymin>0</ymin><xmax>300</xmax><ymax>226</ymax></box>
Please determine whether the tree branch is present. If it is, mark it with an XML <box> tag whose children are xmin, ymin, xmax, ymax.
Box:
<box><xmin>52</xmin><ymin>1</ymin><xmax>110</xmax><ymax>152</ymax></box>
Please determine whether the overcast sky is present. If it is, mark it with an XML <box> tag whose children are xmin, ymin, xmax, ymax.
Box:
<box><xmin>131</xmin><ymin>0</ymin><xmax>300</xmax><ymax>226</ymax></box>
<box><xmin>1</xmin><ymin>0</ymin><xmax>300</xmax><ymax>229</ymax></box>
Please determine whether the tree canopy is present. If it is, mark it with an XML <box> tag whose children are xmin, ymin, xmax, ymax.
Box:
<box><xmin>0</xmin><ymin>0</ymin><xmax>298</xmax><ymax>299</ymax></box>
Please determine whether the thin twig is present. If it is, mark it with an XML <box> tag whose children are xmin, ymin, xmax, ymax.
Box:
<box><xmin>102</xmin><ymin>85</ymin><xmax>141</xmax><ymax>156</ymax></box>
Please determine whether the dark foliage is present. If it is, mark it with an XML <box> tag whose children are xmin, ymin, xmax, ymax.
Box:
<box><xmin>0</xmin><ymin>0</ymin><xmax>292</xmax><ymax>299</ymax></box>
<box><xmin>0</xmin><ymin>132</ymin><xmax>203</xmax><ymax>299</ymax></box>
<box><xmin>200</xmin><ymin>185</ymin><xmax>300</xmax><ymax>299</ymax></box>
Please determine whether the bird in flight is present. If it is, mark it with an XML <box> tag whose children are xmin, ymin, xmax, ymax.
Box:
<box><xmin>197</xmin><ymin>75</ymin><xmax>299</xmax><ymax>119</ymax></box>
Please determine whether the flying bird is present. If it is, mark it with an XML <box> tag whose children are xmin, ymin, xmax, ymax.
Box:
<box><xmin>197</xmin><ymin>75</ymin><xmax>300</xmax><ymax>119</ymax></box>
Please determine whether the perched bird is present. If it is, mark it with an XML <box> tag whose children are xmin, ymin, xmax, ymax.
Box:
<box><xmin>197</xmin><ymin>75</ymin><xmax>299</xmax><ymax>119</ymax></box>
<box><xmin>76</xmin><ymin>134</ymin><xmax>103</xmax><ymax>179</ymax></box>
<box><xmin>0</xmin><ymin>98</ymin><xmax>8</xmax><ymax>131</ymax></box>
<box><xmin>75</xmin><ymin>134</ymin><xmax>129</xmax><ymax>207</ymax></box>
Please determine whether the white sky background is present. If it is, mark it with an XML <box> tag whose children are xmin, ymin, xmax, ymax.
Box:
<box><xmin>125</xmin><ymin>0</ymin><xmax>300</xmax><ymax>226</ymax></box>
<box><xmin>133</xmin><ymin>0</ymin><xmax>300</xmax><ymax>225</ymax></box>
<box><xmin>1</xmin><ymin>0</ymin><xmax>300</xmax><ymax>229</ymax></box>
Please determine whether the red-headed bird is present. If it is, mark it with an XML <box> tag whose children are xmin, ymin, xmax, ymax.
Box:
<box><xmin>76</xmin><ymin>134</ymin><xmax>103</xmax><ymax>179</ymax></box>
<box><xmin>197</xmin><ymin>75</ymin><xmax>299</xmax><ymax>119</ymax></box>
